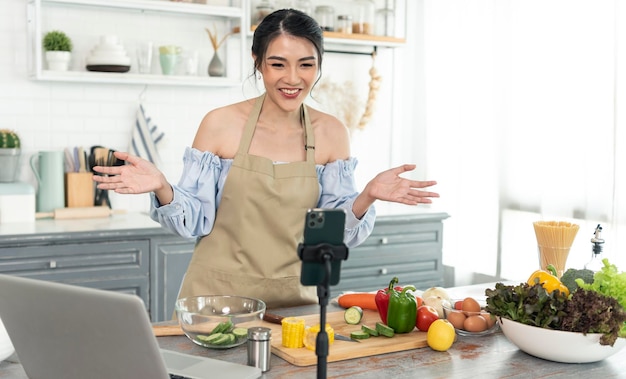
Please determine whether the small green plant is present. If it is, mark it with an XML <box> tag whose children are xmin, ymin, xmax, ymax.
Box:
<box><xmin>0</xmin><ymin>129</ymin><xmax>20</xmax><ymax>149</ymax></box>
<box><xmin>42</xmin><ymin>30</ymin><xmax>73</xmax><ymax>52</ymax></box>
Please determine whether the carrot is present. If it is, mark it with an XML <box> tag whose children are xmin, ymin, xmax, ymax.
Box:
<box><xmin>337</xmin><ymin>293</ymin><xmax>378</xmax><ymax>310</ymax></box>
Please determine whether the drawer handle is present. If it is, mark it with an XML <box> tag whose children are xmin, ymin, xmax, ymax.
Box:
<box><xmin>49</xmin><ymin>260</ymin><xmax>57</xmax><ymax>269</ymax></box>
<box><xmin>379</xmin><ymin>268</ymin><xmax>388</xmax><ymax>275</ymax></box>
<box><xmin>379</xmin><ymin>237</ymin><xmax>388</xmax><ymax>245</ymax></box>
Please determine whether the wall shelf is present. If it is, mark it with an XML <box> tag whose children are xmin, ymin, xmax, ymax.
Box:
<box><xmin>27</xmin><ymin>0</ymin><xmax>407</xmax><ymax>87</ymax></box>
<box><xmin>27</xmin><ymin>0</ymin><xmax>247</xmax><ymax>87</ymax></box>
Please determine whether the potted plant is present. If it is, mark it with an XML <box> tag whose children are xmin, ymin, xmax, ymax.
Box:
<box><xmin>43</xmin><ymin>30</ymin><xmax>73</xmax><ymax>71</ymax></box>
<box><xmin>0</xmin><ymin>129</ymin><xmax>21</xmax><ymax>182</ymax></box>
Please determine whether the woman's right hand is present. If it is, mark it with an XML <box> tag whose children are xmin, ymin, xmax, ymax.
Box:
<box><xmin>92</xmin><ymin>151</ymin><xmax>173</xmax><ymax>203</ymax></box>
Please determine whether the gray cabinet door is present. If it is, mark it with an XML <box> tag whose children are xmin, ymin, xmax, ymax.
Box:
<box><xmin>331</xmin><ymin>213</ymin><xmax>447</xmax><ymax>294</ymax></box>
<box><xmin>151</xmin><ymin>238</ymin><xmax>195</xmax><ymax>322</ymax></box>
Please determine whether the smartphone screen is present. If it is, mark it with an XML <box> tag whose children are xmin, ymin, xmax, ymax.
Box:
<box><xmin>299</xmin><ymin>208</ymin><xmax>347</xmax><ymax>286</ymax></box>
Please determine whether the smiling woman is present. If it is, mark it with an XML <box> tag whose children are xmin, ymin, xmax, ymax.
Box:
<box><xmin>92</xmin><ymin>8</ymin><xmax>439</xmax><ymax>310</ymax></box>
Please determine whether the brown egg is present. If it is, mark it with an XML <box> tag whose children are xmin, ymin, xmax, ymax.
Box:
<box><xmin>461</xmin><ymin>297</ymin><xmax>482</xmax><ymax>313</ymax></box>
<box><xmin>464</xmin><ymin>314</ymin><xmax>488</xmax><ymax>332</ymax></box>
<box><xmin>481</xmin><ymin>312</ymin><xmax>496</xmax><ymax>329</ymax></box>
<box><xmin>446</xmin><ymin>310</ymin><xmax>467</xmax><ymax>330</ymax></box>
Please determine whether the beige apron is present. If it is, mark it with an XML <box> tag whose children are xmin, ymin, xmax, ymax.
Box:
<box><xmin>177</xmin><ymin>94</ymin><xmax>319</xmax><ymax>308</ymax></box>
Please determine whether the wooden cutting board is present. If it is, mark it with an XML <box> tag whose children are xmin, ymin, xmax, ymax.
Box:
<box><xmin>265</xmin><ymin>309</ymin><xmax>428</xmax><ymax>367</ymax></box>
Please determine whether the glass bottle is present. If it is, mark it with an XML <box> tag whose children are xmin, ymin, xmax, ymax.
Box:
<box><xmin>336</xmin><ymin>14</ymin><xmax>353</xmax><ymax>34</ymax></box>
<box><xmin>584</xmin><ymin>224</ymin><xmax>605</xmax><ymax>272</ymax></box>
<box><xmin>351</xmin><ymin>0</ymin><xmax>375</xmax><ymax>35</ymax></box>
<box><xmin>315</xmin><ymin>5</ymin><xmax>335</xmax><ymax>32</ymax></box>
<box><xmin>375</xmin><ymin>0</ymin><xmax>395</xmax><ymax>37</ymax></box>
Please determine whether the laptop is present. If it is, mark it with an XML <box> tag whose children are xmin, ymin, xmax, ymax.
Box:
<box><xmin>0</xmin><ymin>274</ymin><xmax>262</xmax><ymax>379</ymax></box>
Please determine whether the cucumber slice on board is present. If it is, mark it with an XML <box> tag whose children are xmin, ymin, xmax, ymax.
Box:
<box><xmin>361</xmin><ymin>324</ymin><xmax>379</xmax><ymax>337</ymax></box>
<box><xmin>350</xmin><ymin>331</ymin><xmax>371</xmax><ymax>340</ymax></box>
<box><xmin>375</xmin><ymin>322</ymin><xmax>395</xmax><ymax>338</ymax></box>
<box><xmin>344</xmin><ymin>306</ymin><xmax>363</xmax><ymax>324</ymax></box>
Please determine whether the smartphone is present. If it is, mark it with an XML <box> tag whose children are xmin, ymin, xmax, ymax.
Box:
<box><xmin>299</xmin><ymin>208</ymin><xmax>347</xmax><ymax>286</ymax></box>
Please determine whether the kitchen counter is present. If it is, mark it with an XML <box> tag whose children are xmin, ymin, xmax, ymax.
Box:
<box><xmin>2</xmin><ymin>283</ymin><xmax>626</xmax><ymax>378</ymax></box>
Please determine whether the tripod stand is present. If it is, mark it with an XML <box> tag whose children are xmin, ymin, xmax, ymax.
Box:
<box><xmin>298</xmin><ymin>242</ymin><xmax>348</xmax><ymax>379</ymax></box>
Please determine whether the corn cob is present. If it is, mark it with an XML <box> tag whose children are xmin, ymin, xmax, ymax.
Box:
<box><xmin>281</xmin><ymin>317</ymin><xmax>305</xmax><ymax>348</ymax></box>
<box><xmin>303</xmin><ymin>324</ymin><xmax>335</xmax><ymax>351</ymax></box>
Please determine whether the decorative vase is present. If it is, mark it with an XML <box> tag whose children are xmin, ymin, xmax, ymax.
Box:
<box><xmin>45</xmin><ymin>51</ymin><xmax>71</xmax><ymax>71</ymax></box>
<box><xmin>0</xmin><ymin>148</ymin><xmax>21</xmax><ymax>182</ymax></box>
<box><xmin>208</xmin><ymin>52</ymin><xmax>224</xmax><ymax>77</ymax></box>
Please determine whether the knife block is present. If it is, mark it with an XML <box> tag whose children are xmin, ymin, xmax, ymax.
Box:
<box><xmin>65</xmin><ymin>172</ymin><xmax>94</xmax><ymax>208</ymax></box>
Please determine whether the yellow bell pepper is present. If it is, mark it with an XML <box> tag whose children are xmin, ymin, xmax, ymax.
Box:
<box><xmin>527</xmin><ymin>264</ymin><xmax>570</xmax><ymax>296</ymax></box>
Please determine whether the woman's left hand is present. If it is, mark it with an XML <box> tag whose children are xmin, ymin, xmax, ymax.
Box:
<box><xmin>367</xmin><ymin>164</ymin><xmax>439</xmax><ymax>206</ymax></box>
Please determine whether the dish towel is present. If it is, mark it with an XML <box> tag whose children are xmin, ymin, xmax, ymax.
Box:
<box><xmin>131</xmin><ymin>104</ymin><xmax>164</xmax><ymax>168</ymax></box>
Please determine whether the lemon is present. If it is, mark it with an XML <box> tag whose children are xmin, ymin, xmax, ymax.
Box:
<box><xmin>426</xmin><ymin>319</ymin><xmax>456</xmax><ymax>352</ymax></box>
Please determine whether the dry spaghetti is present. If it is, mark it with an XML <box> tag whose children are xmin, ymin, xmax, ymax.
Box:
<box><xmin>533</xmin><ymin>221</ymin><xmax>580</xmax><ymax>277</ymax></box>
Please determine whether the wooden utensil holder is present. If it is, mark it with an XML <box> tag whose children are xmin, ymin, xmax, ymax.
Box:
<box><xmin>65</xmin><ymin>172</ymin><xmax>94</xmax><ymax>208</ymax></box>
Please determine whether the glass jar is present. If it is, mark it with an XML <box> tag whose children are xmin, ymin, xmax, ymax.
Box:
<box><xmin>293</xmin><ymin>0</ymin><xmax>312</xmax><ymax>15</ymax></box>
<box><xmin>315</xmin><ymin>5</ymin><xmax>335</xmax><ymax>32</ymax></box>
<box><xmin>253</xmin><ymin>0</ymin><xmax>274</xmax><ymax>25</ymax></box>
<box><xmin>351</xmin><ymin>0</ymin><xmax>374</xmax><ymax>35</ymax></box>
<box><xmin>375</xmin><ymin>6</ymin><xmax>394</xmax><ymax>36</ymax></box>
<box><xmin>336</xmin><ymin>15</ymin><xmax>353</xmax><ymax>34</ymax></box>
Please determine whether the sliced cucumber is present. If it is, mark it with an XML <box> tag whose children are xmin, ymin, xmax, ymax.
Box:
<box><xmin>344</xmin><ymin>306</ymin><xmax>363</xmax><ymax>325</ymax></box>
<box><xmin>375</xmin><ymin>322</ymin><xmax>395</xmax><ymax>338</ymax></box>
<box><xmin>197</xmin><ymin>333</ymin><xmax>223</xmax><ymax>344</ymax></box>
<box><xmin>361</xmin><ymin>324</ymin><xmax>379</xmax><ymax>337</ymax></box>
<box><xmin>210</xmin><ymin>320</ymin><xmax>233</xmax><ymax>335</ymax></box>
<box><xmin>232</xmin><ymin>327</ymin><xmax>248</xmax><ymax>340</ymax></box>
<box><xmin>350</xmin><ymin>331</ymin><xmax>371</xmax><ymax>340</ymax></box>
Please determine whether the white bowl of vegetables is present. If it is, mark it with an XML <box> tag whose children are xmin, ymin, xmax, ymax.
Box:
<box><xmin>486</xmin><ymin>259</ymin><xmax>626</xmax><ymax>363</ymax></box>
<box><xmin>498</xmin><ymin>317</ymin><xmax>626</xmax><ymax>363</ymax></box>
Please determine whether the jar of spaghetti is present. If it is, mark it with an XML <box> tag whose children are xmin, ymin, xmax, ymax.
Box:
<box><xmin>336</xmin><ymin>14</ymin><xmax>353</xmax><ymax>34</ymax></box>
<box><xmin>351</xmin><ymin>0</ymin><xmax>374</xmax><ymax>34</ymax></box>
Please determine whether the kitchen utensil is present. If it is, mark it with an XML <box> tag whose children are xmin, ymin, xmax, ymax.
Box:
<box><xmin>153</xmin><ymin>324</ymin><xmax>184</xmax><ymax>336</ymax></box>
<box><xmin>30</xmin><ymin>151</ymin><xmax>65</xmax><ymax>213</ymax></box>
<box><xmin>263</xmin><ymin>312</ymin><xmax>358</xmax><ymax>343</ymax></box>
<box><xmin>175</xmin><ymin>295</ymin><xmax>266</xmax><ymax>349</ymax></box>
<box><xmin>65</xmin><ymin>172</ymin><xmax>95</xmax><ymax>208</ymax></box>
<box><xmin>499</xmin><ymin>317</ymin><xmax>626</xmax><ymax>363</ymax></box>
<box><xmin>247</xmin><ymin>327</ymin><xmax>271</xmax><ymax>372</ymax></box>
<box><xmin>136</xmin><ymin>41</ymin><xmax>153</xmax><ymax>74</ymax></box>
<box><xmin>35</xmin><ymin>206</ymin><xmax>126</xmax><ymax>220</ymax></box>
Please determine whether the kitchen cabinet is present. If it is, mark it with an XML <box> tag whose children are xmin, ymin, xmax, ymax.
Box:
<box><xmin>0</xmin><ymin>214</ymin><xmax>195</xmax><ymax>322</ymax></box>
<box><xmin>0</xmin><ymin>212</ymin><xmax>446</xmax><ymax>322</ymax></box>
<box><xmin>332</xmin><ymin>212</ymin><xmax>449</xmax><ymax>294</ymax></box>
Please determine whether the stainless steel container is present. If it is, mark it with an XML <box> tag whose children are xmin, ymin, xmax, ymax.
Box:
<box><xmin>247</xmin><ymin>327</ymin><xmax>272</xmax><ymax>372</ymax></box>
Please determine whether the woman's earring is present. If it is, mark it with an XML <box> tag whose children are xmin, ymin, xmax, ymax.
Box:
<box><xmin>257</xmin><ymin>72</ymin><xmax>262</xmax><ymax>80</ymax></box>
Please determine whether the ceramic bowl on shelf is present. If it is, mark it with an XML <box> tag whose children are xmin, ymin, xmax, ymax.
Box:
<box><xmin>498</xmin><ymin>317</ymin><xmax>626</xmax><ymax>363</ymax></box>
<box><xmin>175</xmin><ymin>295</ymin><xmax>266</xmax><ymax>349</ymax></box>
<box><xmin>85</xmin><ymin>35</ymin><xmax>131</xmax><ymax>73</ymax></box>
<box><xmin>442</xmin><ymin>299</ymin><xmax>499</xmax><ymax>336</ymax></box>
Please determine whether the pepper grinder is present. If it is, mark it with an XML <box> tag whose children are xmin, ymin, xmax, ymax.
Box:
<box><xmin>247</xmin><ymin>326</ymin><xmax>272</xmax><ymax>372</ymax></box>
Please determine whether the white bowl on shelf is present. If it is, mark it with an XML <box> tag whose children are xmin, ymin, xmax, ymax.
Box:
<box><xmin>86</xmin><ymin>56</ymin><xmax>132</xmax><ymax>66</ymax></box>
<box><xmin>498</xmin><ymin>317</ymin><xmax>626</xmax><ymax>363</ymax></box>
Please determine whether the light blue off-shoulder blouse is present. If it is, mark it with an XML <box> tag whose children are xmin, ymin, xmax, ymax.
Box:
<box><xmin>150</xmin><ymin>147</ymin><xmax>375</xmax><ymax>247</ymax></box>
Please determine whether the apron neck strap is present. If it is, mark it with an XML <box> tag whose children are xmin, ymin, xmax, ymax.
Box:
<box><xmin>238</xmin><ymin>93</ymin><xmax>316</xmax><ymax>163</ymax></box>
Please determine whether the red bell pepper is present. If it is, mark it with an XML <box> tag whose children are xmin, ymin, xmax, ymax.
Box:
<box><xmin>375</xmin><ymin>277</ymin><xmax>402</xmax><ymax>324</ymax></box>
